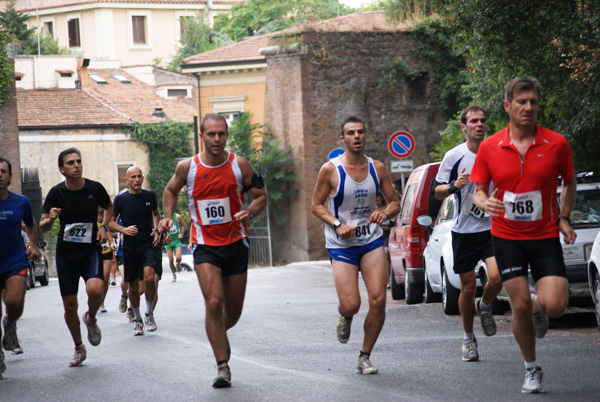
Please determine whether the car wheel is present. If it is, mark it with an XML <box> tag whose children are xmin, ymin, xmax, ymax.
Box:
<box><xmin>181</xmin><ymin>263</ymin><xmax>193</xmax><ymax>272</ymax></box>
<box><xmin>39</xmin><ymin>260</ymin><xmax>50</xmax><ymax>286</ymax></box>
<box><xmin>442</xmin><ymin>267</ymin><xmax>459</xmax><ymax>315</ymax></box>
<box><xmin>595</xmin><ymin>275</ymin><xmax>600</xmax><ymax>332</ymax></box>
<box><xmin>405</xmin><ymin>271</ymin><xmax>424</xmax><ymax>305</ymax></box>
<box><xmin>424</xmin><ymin>264</ymin><xmax>442</xmax><ymax>304</ymax></box>
<box><xmin>27</xmin><ymin>261</ymin><xmax>36</xmax><ymax>289</ymax></box>
<box><xmin>390</xmin><ymin>265</ymin><xmax>405</xmax><ymax>300</ymax></box>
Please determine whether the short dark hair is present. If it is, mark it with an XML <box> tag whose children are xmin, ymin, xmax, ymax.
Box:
<box><xmin>504</xmin><ymin>77</ymin><xmax>541</xmax><ymax>103</ymax></box>
<box><xmin>0</xmin><ymin>157</ymin><xmax>12</xmax><ymax>175</ymax></box>
<box><xmin>340</xmin><ymin>116</ymin><xmax>366</xmax><ymax>136</ymax></box>
<box><xmin>460</xmin><ymin>106</ymin><xmax>486</xmax><ymax>125</ymax></box>
<box><xmin>58</xmin><ymin>148</ymin><xmax>81</xmax><ymax>167</ymax></box>
<box><xmin>200</xmin><ymin>113</ymin><xmax>228</xmax><ymax>134</ymax></box>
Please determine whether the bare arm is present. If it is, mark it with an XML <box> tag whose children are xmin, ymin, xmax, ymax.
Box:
<box><xmin>232</xmin><ymin>157</ymin><xmax>267</xmax><ymax>224</ymax></box>
<box><xmin>434</xmin><ymin>168</ymin><xmax>469</xmax><ymax>200</ymax></box>
<box><xmin>176</xmin><ymin>214</ymin><xmax>187</xmax><ymax>239</ymax></box>
<box><xmin>23</xmin><ymin>219</ymin><xmax>39</xmax><ymax>260</ymax></box>
<box><xmin>369</xmin><ymin>161</ymin><xmax>400</xmax><ymax>225</ymax></box>
<box><xmin>159</xmin><ymin>158</ymin><xmax>191</xmax><ymax>234</ymax></box>
<box><xmin>559</xmin><ymin>175</ymin><xmax>577</xmax><ymax>244</ymax></box>
<box><xmin>311</xmin><ymin>162</ymin><xmax>355</xmax><ymax>240</ymax></box>
<box><xmin>474</xmin><ymin>184</ymin><xmax>502</xmax><ymax>218</ymax></box>
<box><xmin>40</xmin><ymin>208</ymin><xmax>61</xmax><ymax>233</ymax></box>
<box><xmin>97</xmin><ymin>200</ymin><xmax>113</xmax><ymax>244</ymax></box>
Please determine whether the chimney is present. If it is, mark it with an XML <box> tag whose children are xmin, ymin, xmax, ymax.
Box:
<box><xmin>151</xmin><ymin>101</ymin><xmax>167</xmax><ymax>121</ymax></box>
<box><xmin>77</xmin><ymin>58</ymin><xmax>90</xmax><ymax>89</ymax></box>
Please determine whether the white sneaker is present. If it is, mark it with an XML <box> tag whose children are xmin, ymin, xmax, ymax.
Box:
<box><xmin>172</xmin><ymin>274</ymin><xmax>177</xmax><ymax>282</ymax></box>
<box><xmin>83</xmin><ymin>312</ymin><xmax>101</xmax><ymax>346</ymax></box>
<box><xmin>212</xmin><ymin>362</ymin><xmax>231</xmax><ymax>388</ymax></box>
<box><xmin>2</xmin><ymin>316</ymin><xmax>23</xmax><ymax>354</ymax></box>
<box><xmin>522</xmin><ymin>367</ymin><xmax>544</xmax><ymax>393</ymax></box>
<box><xmin>118</xmin><ymin>296</ymin><xmax>128</xmax><ymax>314</ymax></box>
<box><xmin>144</xmin><ymin>314</ymin><xmax>157</xmax><ymax>332</ymax></box>
<box><xmin>356</xmin><ymin>354</ymin><xmax>378</xmax><ymax>374</ymax></box>
<box><xmin>126</xmin><ymin>308</ymin><xmax>135</xmax><ymax>323</ymax></box>
<box><xmin>99</xmin><ymin>304</ymin><xmax>108</xmax><ymax>313</ymax></box>
<box><xmin>69</xmin><ymin>345</ymin><xmax>87</xmax><ymax>367</ymax></box>
<box><xmin>336</xmin><ymin>316</ymin><xmax>352</xmax><ymax>344</ymax></box>
<box><xmin>133</xmin><ymin>320</ymin><xmax>144</xmax><ymax>336</ymax></box>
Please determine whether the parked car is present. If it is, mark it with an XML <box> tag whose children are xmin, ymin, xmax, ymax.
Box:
<box><xmin>26</xmin><ymin>240</ymin><xmax>50</xmax><ymax>290</ymax></box>
<box><xmin>161</xmin><ymin>244</ymin><xmax>194</xmax><ymax>272</ymax></box>
<box><xmin>389</xmin><ymin>162</ymin><xmax>442</xmax><ymax>303</ymax></box>
<box><xmin>420</xmin><ymin>196</ymin><xmax>483</xmax><ymax>314</ymax></box>
<box><xmin>588</xmin><ymin>232</ymin><xmax>600</xmax><ymax>330</ymax></box>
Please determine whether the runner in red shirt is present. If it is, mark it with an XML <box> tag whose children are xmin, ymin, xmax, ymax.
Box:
<box><xmin>470</xmin><ymin>77</ymin><xmax>577</xmax><ymax>394</ymax></box>
<box><xmin>159</xmin><ymin>114</ymin><xmax>267</xmax><ymax>389</ymax></box>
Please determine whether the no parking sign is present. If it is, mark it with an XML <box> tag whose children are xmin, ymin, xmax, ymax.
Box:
<box><xmin>388</xmin><ymin>131</ymin><xmax>415</xmax><ymax>159</ymax></box>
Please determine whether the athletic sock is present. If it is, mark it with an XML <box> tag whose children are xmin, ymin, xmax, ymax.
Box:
<box><xmin>464</xmin><ymin>332</ymin><xmax>474</xmax><ymax>341</ymax></box>
<box><xmin>133</xmin><ymin>307</ymin><xmax>142</xmax><ymax>321</ymax></box>
<box><xmin>525</xmin><ymin>360</ymin><xmax>537</xmax><ymax>370</ymax></box>
<box><xmin>479</xmin><ymin>299</ymin><xmax>490</xmax><ymax>310</ymax></box>
<box><xmin>359</xmin><ymin>351</ymin><xmax>370</xmax><ymax>358</ymax></box>
<box><xmin>145</xmin><ymin>300</ymin><xmax>154</xmax><ymax>316</ymax></box>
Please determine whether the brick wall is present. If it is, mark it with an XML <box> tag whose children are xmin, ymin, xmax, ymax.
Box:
<box><xmin>264</xmin><ymin>30</ymin><xmax>445</xmax><ymax>262</ymax></box>
<box><xmin>0</xmin><ymin>59</ymin><xmax>22</xmax><ymax>194</ymax></box>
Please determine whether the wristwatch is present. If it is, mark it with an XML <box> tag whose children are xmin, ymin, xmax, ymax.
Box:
<box><xmin>448</xmin><ymin>180</ymin><xmax>459</xmax><ymax>194</ymax></box>
<box><xmin>332</xmin><ymin>219</ymin><xmax>342</xmax><ymax>230</ymax></box>
<box><xmin>559</xmin><ymin>216</ymin><xmax>571</xmax><ymax>225</ymax></box>
<box><xmin>100</xmin><ymin>224</ymin><xmax>109</xmax><ymax>231</ymax></box>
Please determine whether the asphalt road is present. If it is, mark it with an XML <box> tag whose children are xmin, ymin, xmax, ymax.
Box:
<box><xmin>2</xmin><ymin>262</ymin><xmax>599</xmax><ymax>402</ymax></box>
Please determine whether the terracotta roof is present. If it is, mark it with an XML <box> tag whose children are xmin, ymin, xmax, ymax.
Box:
<box><xmin>182</xmin><ymin>11</ymin><xmax>408</xmax><ymax>66</ymax></box>
<box><xmin>16</xmin><ymin>0</ymin><xmax>242</xmax><ymax>13</ymax></box>
<box><xmin>183</xmin><ymin>32</ymin><xmax>275</xmax><ymax>65</ymax></box>
<box><xmin>17</xmin><ymin>68</ymin><xmax>197</xmax><ymax>128</ymax></box>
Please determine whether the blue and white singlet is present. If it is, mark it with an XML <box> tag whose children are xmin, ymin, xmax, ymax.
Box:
<box><xmin>324</xmin><ymin>156</ymin><xmax>383</xmax><ymax>249</ymax></box>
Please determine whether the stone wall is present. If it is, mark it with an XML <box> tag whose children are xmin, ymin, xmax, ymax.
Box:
<box><xmin>0</xmin><ymin>59</ymin><xmax>22</xmax><ymax>194</ymax></box>
<box><xmin>264</xmin><ymin>30</ymin><xmax>446</xmax><ymax>262</ymax></box>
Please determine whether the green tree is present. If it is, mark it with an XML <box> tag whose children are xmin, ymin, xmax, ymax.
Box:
<box><xmin>168</xmin><ymin>14</ymin><xmax>232</xmax><ymax>71</ymax></box>
<box><xmin>213</xmin><ymin>0</ymin><xmax>352</xmax><ymax>42</ymax></box>
<box><xmin>0</xmin><ymin>1</ymin><xmax>34</xmax><ymax>49</ymax></box>
<box><xmin>226</xmin><ymin>112</ymin><xmax>298</xmax><ymax>223</ymax></box>
<box><xmin>0</xmin><ymin>31</ymin><xmax>13</xmax><ymax>106</ymax></box>
<box><xmin>436</xmin><ymin>0</ymin><xmax>600</xmax><ymax>171</ymax></box>
<box><xmin>24</xmin><ymin>30</ymin><xmax>73</xmax><ymax>55</ymax></box>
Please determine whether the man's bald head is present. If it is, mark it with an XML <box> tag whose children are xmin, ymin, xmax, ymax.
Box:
<box><xmin>126</xmin><ymin>166</ymin><xmax>144</xmax><ymax>193</ymax></box>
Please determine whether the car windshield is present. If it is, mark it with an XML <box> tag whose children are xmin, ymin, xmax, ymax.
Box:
<box><xmin>567</xmin><ymin>188</ymin><xmax>600</xmax><ymax>226</ymax></box>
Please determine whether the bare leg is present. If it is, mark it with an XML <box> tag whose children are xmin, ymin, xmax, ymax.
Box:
<box><xmin>458</xmin><ymin>271</ymin><xmax>477</xmax><ymax>334</ymax></box>
<box><xmin>358</xmin><ymin>247</ymin><xmax>388</xmax><ymax>354</ymax></box>
<box><xmin>62</xmin><ymin>295</ymin><xmax>82</xmax><ymax>345</ymax></box>
<box><xmin>503</xmin><ymin>276</ymin><xmax>536</xmax><ymax>362</ymax></box>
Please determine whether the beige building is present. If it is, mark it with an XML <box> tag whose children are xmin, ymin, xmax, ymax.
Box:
<box><xmin>14</xmin><ymin>0</ymin><xmax>241</xmax><ymax>66</ymax></box>
<box><xmin>181</xmin><ymin>32</ymin><xmax>273</xmax><ymax>127</ymax></box>
<box><xmin>15</xmin><ymin>55</ymin><xmax>197</xmax><ymax>199</ymax></box>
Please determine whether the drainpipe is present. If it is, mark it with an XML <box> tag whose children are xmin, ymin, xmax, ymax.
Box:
<box><xmin>196</xmin><ymin>73</ymin><xmax>201</xmax><ymax>154</ymax></box>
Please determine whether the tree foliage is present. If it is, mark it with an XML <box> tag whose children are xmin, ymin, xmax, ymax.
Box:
<box><xmin>167</xmin><ymin>14</ymin><xmax>233</xmax><ymax>71</ymax></box>
<box><xmin>0</xmin><ymin>1</ymin><xmax>34</xmax><ymax>47</ymax></box>
<box><xmin>213</xmin><ymin>0</ymin><xmax>353</xmax><ymax>42</ymax></box>
<box><xmin>226</xmin><ymin>112</ymin><xmax>298</xmax><ymax>224</ymax></box>
<box><xmin>0</xmin><ymin>31</ymin><xmax>13</xmax><ymax>106</ymax></box>
<box><xmin>127</xmin><ymin>121</ymin><xmax>194</xmax><ymax>223</ymax></box>
<box><xmin>435</xmin><ymin>0</ymin><xmax>600</xmax><ymax>171</ymax></box>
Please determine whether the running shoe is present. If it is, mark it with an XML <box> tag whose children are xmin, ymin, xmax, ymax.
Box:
<box><xmin>475</xmin><ymin>298</ymin><xmax>497</xmax><ymax>336</ymax></box>
<box><xmin>522</xmin><ymin>366</ymin><xmax>544</xmax><ymax>393</ymax></box>
<box><xmin>69</xmin><ymin>344</ymin><xmax>87</xmax><ymax>367</ymax></box>
<box><xmin>3</xmin><ymin>316</ymin><xmax>23</xmax><ymax>354</ymax></box>
<box><xmin>133</xmin><ymin>320</ymin><xmax>144</xmax><ymax>336</ymax></box>
<box><xmin>83</xmin><ymin>312</ymin><xmax>102</xmax><ymax>346</ymax></box>
<box><xmin>212</xmin><ymin>362</ymin><xmax>232</xmax><ymax>388</ymax></box>
<box><xmin>532</xmin><ymin>308</ymin><xmax>549</xmax><ymax>339</ymax></box>
<box><xmin>0</xmin><ymin>350</ymin><xmax>6</xmax><ymax>377</ymax></box>
<box><xmin>99</xmin><ymin>304</ymin><xmax>108</xmax><ymax>313</ymax></box>
<box><xmin>126</xmin><ymin>308</ymin><xmax>135</xmax><ymax>322</ymax></box>
<box><xmin>461</xmin><ymin>336</ymin><xmax>479</xmax><ymax>362</ymax></box>
<box><xmin>356</xmin><ymin>354</ymin><xmax>378</xmax><ymax>374</ymax></box>
<box><xmin>172</xmin><ymin>274</ymin><xmax>177</xmax><ymax>282</ymax></box>
<box><xmin>118</xmin><ymin>296</ymin><xmax>128</xmax><ymax>314</ymax></box>
<box><xmin>111</xmin><ymin>278</ymin><xmax>116</xmax><ymax>286</ymax></box>
<box><xmin>336</xmin><ymin>316</ymin><xmax>352</xmax><ymax>344</ymax></box>
<box><xmin>144</xmin><ymin>314</ymin><xmax>157</xmax><ymax>332</ymax></box>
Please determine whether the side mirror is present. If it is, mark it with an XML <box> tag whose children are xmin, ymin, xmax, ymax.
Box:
<box><xmin>416</xmin><ymin>215</ymin><xmax>433</xmax><ymax>227</ymax></box>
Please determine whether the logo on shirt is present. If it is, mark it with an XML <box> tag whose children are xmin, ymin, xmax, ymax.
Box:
<box><xmin>88</xmin><ymin>195</ymin><xmax>94</xmax><ymax>199</ymax></box>
<box><xmin>537</xmin><ymin>153</ymin><xmax>545</xmax><ymax>157</ymax></box>
<box><xmin>146</xmin><ymin>202</ymin><xmax>151</xmax><ymax>206</ymax></box>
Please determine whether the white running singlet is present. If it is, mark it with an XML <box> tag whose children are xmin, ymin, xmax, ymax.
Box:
<box><xmin>324</xmin><ymin>156</ymin><xmax>383</xmax><ymax>249</ymax></box>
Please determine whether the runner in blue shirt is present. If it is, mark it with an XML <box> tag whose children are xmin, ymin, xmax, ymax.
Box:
<box><xmin>0</xmin><ymin>158</ymin><xmax>39</xmax><ymax>378</ymax></box>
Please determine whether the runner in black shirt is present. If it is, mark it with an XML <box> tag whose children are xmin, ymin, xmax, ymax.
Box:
<box><xmin>110</xmin><ymin>166</ymin><xmax>160</xmax><ymax>336</ymax></box>
<box><xmin>40</xmin><ymin>148</ymin><xmax>112</xmax><ymax>367</ymax></box>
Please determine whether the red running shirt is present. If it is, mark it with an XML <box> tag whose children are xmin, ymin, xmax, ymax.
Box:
<box><xmin>187</xmin><ymin>152</ymin><xmax>247</xmax><ymax>246</ymax></box>
<box><xmin>470</xmin><ymin>125</ymin><xmax>574</xmax><ymax>240</ymax></box>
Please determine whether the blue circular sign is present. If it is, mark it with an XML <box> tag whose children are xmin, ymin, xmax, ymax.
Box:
<box><xmin>388</xmin><ymin>131</ymin><xmax>415</xmax><ymax>159</ymax></box>
<box><xmin>328</xmin><ymin>148</ymin><xmax>345</xmax><ymax>161</ymax></box>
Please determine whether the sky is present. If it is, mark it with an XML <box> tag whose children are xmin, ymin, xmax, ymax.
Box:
<box><xmin>339</xmin><ymin>0</ymin><xmax>379</xmax><ymax>9</ymax></box>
